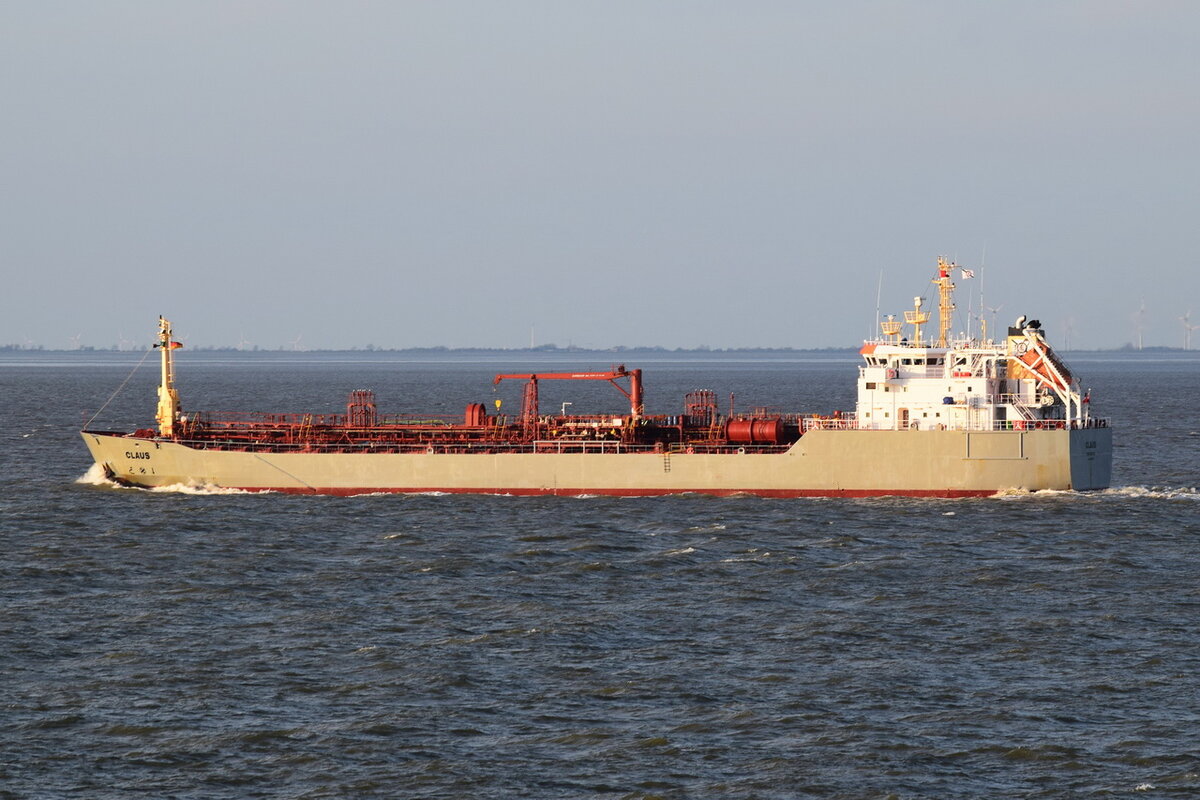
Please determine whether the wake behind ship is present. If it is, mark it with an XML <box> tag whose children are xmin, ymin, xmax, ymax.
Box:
<box><xmin>82</xmin><ymin>259</ymin><xmax>1112</xmax><ymax>496</ymax></box>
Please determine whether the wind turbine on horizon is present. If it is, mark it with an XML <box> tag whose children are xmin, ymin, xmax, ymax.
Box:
<box><xmin>1182</xmin><ymin>311</ymin><xmax>1199</xmax><ymax>351</ymax></box>
<box><xmin>1134</xmin><ymin>299</ymin><xmax>1146</xmax><ymax>350</ymax></box>
<box><xmin>983</xmin><ymin>304</ymin><xmax>1004</xmax><ymax>342</ymax></box>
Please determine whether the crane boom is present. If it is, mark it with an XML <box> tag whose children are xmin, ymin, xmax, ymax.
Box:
<box><xmin>493</xmin><ymin>366</ymin><xmax>643</xmax><ymax>419</ymax></box>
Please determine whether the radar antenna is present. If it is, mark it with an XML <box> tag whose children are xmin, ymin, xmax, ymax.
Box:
<box><xmin>880</xmin><ymin>314</ymin><xmax>903</xmax><ymax>343</ymax></box>
<box><xmin>904</xmin><ymin>297</ymin><xmax>931</xmax><ymax>346</ymax></box>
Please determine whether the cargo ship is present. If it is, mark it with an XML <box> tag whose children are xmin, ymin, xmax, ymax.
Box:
<box><xmin>81</xmin><ymin>259</ymin><xmax>1112</xmax><ymax>496</ymax></box>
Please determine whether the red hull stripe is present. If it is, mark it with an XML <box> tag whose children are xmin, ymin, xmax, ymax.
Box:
<box><xmin>220</xmin><ymin>486</ymin><xmax>998</xmax><ymax>498</ymax></box>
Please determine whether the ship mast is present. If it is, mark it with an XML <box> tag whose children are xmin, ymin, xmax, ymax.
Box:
<box><xmin>933</xmin><ymin>256</ymin><xmax>956</xmax><ymax>348</ymax></box>
<box><xmin>155</xmin><ymin>316</ymin><xmax>181</xmax><ymax>436</ymax></box>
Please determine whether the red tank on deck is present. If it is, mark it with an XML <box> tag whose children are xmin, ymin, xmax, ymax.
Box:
<box><xmin>725</xmin><ymin>418</ymin><xmax>785</xmax><ymax>445</ymax></box>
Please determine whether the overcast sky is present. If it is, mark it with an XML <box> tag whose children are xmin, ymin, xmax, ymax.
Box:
<box><xmin>2</xmin><ymin>1</ymin><xmax>1197</xmax><ymax>350</ymax></box>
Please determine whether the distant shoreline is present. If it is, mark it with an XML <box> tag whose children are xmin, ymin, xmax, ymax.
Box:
<box><xmin>3</xmin><ymin>345</ymin><xmax>1198</xmax><ymax>356</ymax></box>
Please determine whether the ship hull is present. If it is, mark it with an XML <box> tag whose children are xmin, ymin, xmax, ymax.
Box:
<box><xmin>82</xmin><ymin>427</ymin><xmax>1113</xmax><ymax>497</ymax></box>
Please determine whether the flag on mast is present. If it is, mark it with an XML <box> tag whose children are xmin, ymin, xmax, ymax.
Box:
<box><xmin>959</xmin><ymin>268</ymin><xmax>976</xmax><ymax>279</ymax></box>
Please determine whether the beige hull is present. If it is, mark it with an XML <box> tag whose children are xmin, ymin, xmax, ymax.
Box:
<box><xmin>81</xmin><ymin>427</ymin><xmax>1113</xmax><ymax>497</ymax></box>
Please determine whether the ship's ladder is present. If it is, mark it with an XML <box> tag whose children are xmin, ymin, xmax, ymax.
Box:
<box><xmin>1011</xmin><ymin>402</ymin><xmax>1038</xmax><ymax>422</ymax></box>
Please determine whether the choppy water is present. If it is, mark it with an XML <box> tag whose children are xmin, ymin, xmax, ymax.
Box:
<box><xmin>3</xmin><ymin>351</ymin><xmax>1198</xmax><ymax>798</ymax></box>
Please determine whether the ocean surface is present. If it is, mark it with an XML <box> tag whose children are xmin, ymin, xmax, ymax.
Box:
<box><xmin>2</xmin><ymin>350</ymin><xmax>1198</xmax><ymax>799</ymax></box>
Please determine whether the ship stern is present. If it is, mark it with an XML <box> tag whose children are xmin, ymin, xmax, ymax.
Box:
<box><xmin>1069</xmin><ymin>426</ymin><xmax>1112</xmax><ymax>491</ymax></box>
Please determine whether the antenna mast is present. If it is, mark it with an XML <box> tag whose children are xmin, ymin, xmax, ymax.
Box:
<box><xmin>978</xmin><ymin>244</ymin><xmax>987</xmax><ymax>341</ymax></box>
<box><xmin>874</xmin><ymin>269</ymin><xmax>883</xmax><ymax>340</ymax></box>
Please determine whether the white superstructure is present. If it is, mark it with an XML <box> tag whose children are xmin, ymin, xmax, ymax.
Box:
<box><xmin>854</xmin><ymin>258</ymin><xmax>1092</xmax><ymax>433</ymax></box>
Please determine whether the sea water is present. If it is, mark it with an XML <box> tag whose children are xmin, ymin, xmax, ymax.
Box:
<box><xmin>2</xmin><ymin>351</ymin><xmax>1198</xmax><ymax>798</ymax></box>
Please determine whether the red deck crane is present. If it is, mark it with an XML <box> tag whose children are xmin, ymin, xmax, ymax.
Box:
<box><xmin>493</xmin><ymin>366</ymin><xmax>644</xmax><ymax>425</ymax></box>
